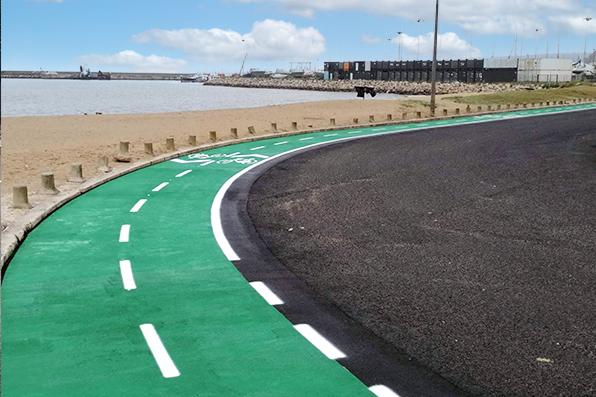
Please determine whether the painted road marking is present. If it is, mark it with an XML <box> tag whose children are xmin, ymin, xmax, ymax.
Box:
<box><xmin>274</xmin><ymin>141</ymin><xmax>289</xmax><ymax>146</ymax></box>
<box><xmin>152</xmin><ymin>182</ymin><xmax>169</xmax><ymax>192</ymax></box>
<box><xmin>139</xmin><ymin>324</ymin><xmax>181</xmax><ymax>378</ymax></box>
<box><xmin>130</xmin><ymin>199</ymin><xmax>148</xmax><ymax>213</ymax></box>
<box><xmin>299</xmin><ymin>137</ymin><xmax>314</xmax><ymax>141</ymax></box>
<box><xmin>369</xmin><ymin>385</ymin><xmax>401</xmax><ymax>397</ymax></box>
<box><xmin>119</xmin><ymin>260</ymin><xmax>137</xmax><ymax>291</ymax></box>
<box><xmin>175</xmin><ymin>170</ymin><xmax>192</xmax><ymax>178</ymax></box>
<box><xmin>250</xmin><ymin>146</ymin><xmax>265</xmax><ymax>151</ymax></box>
<box><xmin>324</xmin><ymin>133</ymin><xmax>339</xmax><ymax>137</ymax></box>
<box><xmin>294</xmin><ymin>324</ymin><xmax>346</xmax><ymax>360</ymax></box>
<box><xmin>348</xmin><ymin>130</ymin><xmax>362</xmax><ymax>134</ymax></box>
<box><xmin>249</xmin><ymin>281</ymin><xmax>284</xmax><ymax>305</ymax></box>
<box><xmin>119</xmin><ymin>225</ymin><xmax>131</xmax><ymax>243</ymax></box>
<box><xmin>372</xmin><ymin>128</ymin><xmax>385</xmax><ymax>131</ymax></box>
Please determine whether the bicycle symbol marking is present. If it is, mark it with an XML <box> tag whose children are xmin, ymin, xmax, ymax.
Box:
<box><xmin>171</xmin><ymin>151</ymin><xmax>269</xmax><ymax>167</ymax></box>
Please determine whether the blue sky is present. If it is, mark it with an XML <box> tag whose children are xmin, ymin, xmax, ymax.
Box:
<box><xmin>2</xmin><ymin>0</ymin><xmax>595</xmax><ymax>73</ymax></box>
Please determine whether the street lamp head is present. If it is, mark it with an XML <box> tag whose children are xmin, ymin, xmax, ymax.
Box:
<box><xmin>585</xmin><ymin>17</ymin><xmax>592</xmax><ymax>21</ymax></box>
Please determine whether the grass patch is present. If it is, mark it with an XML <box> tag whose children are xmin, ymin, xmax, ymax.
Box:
<box><xmin>447</xmin><ymin>83</ymin><xmax>596</xmax><ymax>105</ymax></box>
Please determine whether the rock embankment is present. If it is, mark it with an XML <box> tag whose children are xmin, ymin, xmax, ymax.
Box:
<box><xmin>205</xmin><ymin>77</ymin><xmax>535</xmax><ymax>95</ymax></box>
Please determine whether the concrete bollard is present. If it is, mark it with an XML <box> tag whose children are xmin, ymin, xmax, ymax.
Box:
<box><xmin>67</xmin><ymin>163</ymin><xmax>85</xmax><ymax>183</ymax></box>
<box><xmin>402</xmin><ymin>112</ymin><xmax>408</xmax><ymax>120</ymax></box>
<box><xmin>271</xmin><ymin>123</ymin><xmax>278</xmax><ymax>132</ymax></box>
<box><xmin>369</xmin><ymin>115</ymin><xmax>375</xmax><ymax>122</ymax></box>
<box><xmin>12</xmin><ymin>186</ymin><xmax>32</xmax><ymax>209</ymax></box>
<box><xmin>248</xmin><ymin>126</ymin><xmax>256</xmax><ymax>134</ymax></box>
<box><xmin>231</xmin><ymin>128</ymin><xmax>238</xmax><ymax>139</ymax></box>
<box><xmin>166</xmin><ymin>137</ymin><xmax>175</xmax><ymax>151</ymax></box>
<box><xmin>477</xmin><ymin>106</ymin><xmax>482</xmax><ymax>112</ymax></box>
<box><xmin>386</xmin><ymin>114</ymin><xmax>392</xmax><ymax>121</ymax></box>
<box><xmin>442</xmin><ymin>109</ymin><xmax>448</xmax><ymax>116</ymax></box>
<box><xmin>466</xmin><ymin>105</ymin><xmax>471</xmax><ymax>113</ymax></box>
<box><xmin>209</xmin><ymin>131</ymin><xmax>217</xmax><ymax>142</ymax></box>
<box><xmin>290</xmin><ymin>122</ymin><xmax>297</xmax><ymax>130</ymax></box>
<box><xmin>144</xmin><ymin>142</ymin><xmax>154</xmax><ymax>155</ymax></box>
<box><xmin>416</xmin><ymin>111</ymin><xmax>422</xmax><ymax>118</ymax></box>
<box><xmin>497</xmin><ymin>104</ymin><xmax>502</xmax><ymax>110</ymax></box>
<box><xmin>115</xmin><ymin>141</ymin><xmax>132</xmax><ymax>162</ymax></box>
<box><xmin>487</xmin><ymin>105</ymin><xmax>492</xmax><ymax>111</ymax></box>
<box><xmin>353</xmin><ymin>117</ymin><xmax>359</xmax><ymax>124</ymax></box>
<box><xmin>330</xmin><ymin>118</ymin><xmax>336</xmax><ymax>126</ymax></box>
<box><xmin>455</xmin><ymin>108</ymin><xmax>460</xmax><ymax>115</ymax></box>
<box><xmin>41</xmin><ymin>172</ymin><xmax>59</xmax><ymax>194</ymax></box>
<box><xmin>97</xmin><ymin>156</ymin><xmax>112</xmax><ymax>173</ymax></box>
<box><xmin>188</xmin><ymin>135</ymin><xmax>197</xmax><ymax>146</ymax></box>
<box><xmin>572</xmin><ymin>99</ymin><xmax>577</xmax><ymax>103</ymax></box>
<box><xmin>546</xmin><ymin>101</ymin><xmax>550</xmax><ymax>106</ymax></box>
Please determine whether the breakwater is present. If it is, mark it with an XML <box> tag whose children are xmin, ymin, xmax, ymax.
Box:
<box><xmin>1</xmin><ymin>70</ymin><xmax>192</xmax><ymax>81</ymax></box>
<box><xmin>205</xmin><ymin>77</ymin><xmax>536</xmax><ymax>95</ymax></box>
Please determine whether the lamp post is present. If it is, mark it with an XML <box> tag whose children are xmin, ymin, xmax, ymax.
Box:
<box><xmin>430</xmin><ymin>0</ymin><xmax>439</xmax><ymax>117</ymax></box>
<box><xmin>585</xmin><ymin>17</ymin><xmax>593</xmax><ymax>62</ymax></box>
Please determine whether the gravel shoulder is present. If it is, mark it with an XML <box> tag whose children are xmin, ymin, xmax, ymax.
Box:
<box><xmin>247</xmin><ymin>110</ymin><xmax>596</xmax><ymax>396</ymax></box>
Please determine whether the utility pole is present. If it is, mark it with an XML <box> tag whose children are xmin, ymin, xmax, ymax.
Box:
<box><xmin>430</xmin><ymin>0</ymin><xmax>439</xmax><ymax>117</ymax></box>
<box><xmin>397</xmin><ymin>32</ymin><xmax>403</xmax><ymax>61</ymax></box>
<box><xmin>585</xmin><ymin>17</ymin><xmax>593</xmax><ymax>61</ymax></box>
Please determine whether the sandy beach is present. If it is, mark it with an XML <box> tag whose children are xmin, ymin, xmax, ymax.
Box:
<box><xmin>1</xmin><ymin>97</ymin><xmax>447</xmax><ymax>229</ymax></box>
<box><xmin>3</xmin><ymin>84</ymin><xmax>594</xmax><ymax>232</ymax></box>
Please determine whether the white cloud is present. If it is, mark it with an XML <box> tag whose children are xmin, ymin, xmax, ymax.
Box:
<box><xmin>238</xmin><ymin>0</ymin><xmax>593</xmax><ymax>37</ymax></box>
<box><xmin>361</xmin><ymin>34</ymin><xmax>382</xmax><ymax>45</ymax></box>
<box><xmin>133</xmin><ymin>19</ymin><xmax>326</xmax><ymax>62</ymax></box>
<box><xmin>78</xmin><ymin>50</ymin><xmax>187</xmax><ymax>72</ymax></box>
<box><xmin>392</xmin><ymin>31</ymin><xmax>481</xmax><ymax>59</ymax></box>
<box><xmin>550</xmin><ymin>15</ymin><xmax>596</xmax><ymax>35</ymax></box>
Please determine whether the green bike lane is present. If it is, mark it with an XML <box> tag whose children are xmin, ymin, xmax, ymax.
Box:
<box><xmin>3</xmin><ymin>103</ymin><xmax>595</xmax><ymax>396</ymax></box>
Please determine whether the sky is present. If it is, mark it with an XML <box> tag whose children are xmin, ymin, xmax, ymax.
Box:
<box><xmin>2</xmin><ymin>0</ymin><xmax>595</xmax><ymax>73</ymax></box>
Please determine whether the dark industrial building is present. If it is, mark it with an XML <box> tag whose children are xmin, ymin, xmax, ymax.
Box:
<box><xmin>323</xmin><ymin>59</ymin><xmax>527</xmax><ymax>83</ymax></box>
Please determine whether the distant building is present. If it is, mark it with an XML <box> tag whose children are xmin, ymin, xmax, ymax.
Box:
<box><xmin>324</xmin><ymin>58</ymin><xmax>573</xmax><ymax>83</ymax></box>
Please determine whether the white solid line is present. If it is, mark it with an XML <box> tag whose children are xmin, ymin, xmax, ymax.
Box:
<box><xmin>250</xmin><ymin>146</ymin><xmax>265</xmax><ymax>151</ymax></box>
<box><xmin>324</xmin><ymin>133</ymin><xmax>338</xmax><ymax>137</ymax></box>
<box><xmin>293</xmin><ymin>324</ymin><xmax>346</xmax><ymax>360</ymax></box>
<box><xmin>210</xmin><ymin>105</ymin><xmax>596</xmax><ymax>262</ymax></box>
<box><xmin>273</xmin><ymin>141</ymin><xmax>288</xmax><ymax>145</ymax></box>
<box><xmin>175</xmin><ymin>169</ymin><xmax>192</xmax><ymax>178</ymax></box>
<box><xmin>152</xmin><ymin>182</ymin><xmax>169</xmax><ymax>192</ymax></box>
<box><xmin>119</xmin><ymin>260</ymin><xmax>137</xmax><ymax>291</ymax></box>
<box><xmin>299</xmin><ymin>137</ymin><xmax>314</xmax><ymax>141</ymax></box>
<box><xmin>139</xmin><ymin>324</ymin><xmax>181</xmax><ymax>378</ymax></box>
<box><xmin>130</xmin><ymin>199</ymin><xmax>148</xmax><ymax>213</ymax></box>
<box><xmin>249</xmin><ymin>281</ymin><xmax>284</xmax><ymax>305</ymax></box>
<box><xmin>119</xmin><ymin>225</ymin><xmax>130</xmax><ymax>243</ymax></box>
<box><xmin>369</xmin><ymin>385</ymin><xmax>401</xmax><ymax>397</ymax></box>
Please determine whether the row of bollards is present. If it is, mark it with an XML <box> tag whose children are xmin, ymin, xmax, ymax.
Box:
<box><xmin>12</xmin><ymin>97</ymin><xmax>593</xmax><ymax>209</ymax></box>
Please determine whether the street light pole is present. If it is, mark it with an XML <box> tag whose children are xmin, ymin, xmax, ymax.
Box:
<box><xmin>585</xmin><ymin>17</ymin><xmax>593</xmax><ymax>62</ymax></box>
<box><xmin>430</xmin><ymin>0</ymin><xmax>439</xmax><ymax>117</ymax></box>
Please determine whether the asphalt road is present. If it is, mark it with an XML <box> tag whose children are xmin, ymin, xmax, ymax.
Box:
<box><xmin>247</xmin><ymin>109</ymin><xmax>596</xmax><ymax>396</ymax></box>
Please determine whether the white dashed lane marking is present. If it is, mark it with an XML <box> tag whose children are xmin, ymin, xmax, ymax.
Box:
<box><xmin>299</xmin><ymin>137</ymin><xmax>314</xmax><ymax>141</ymax></box>
<box><xmin>139</xmin><ymin>324</ymin><xmax>181</xmax><ymax>378</ymax></box>
<box><xmin>119</xmin><ymin>225</ymin><xmax>131</xmax><ymax>243</ymax></box>
<box><xmin>250</xmin><ymin>146</ymin><xmax>265</xmax><ymax>151</ymax></box>
<box><xmin>175</xmin><ymin>170</ymin><xmax>192</xmax><ymax>178</ymax></box>
<box><xmin>249</xmin><ymin>282</ymin><xmax>284</xmax><ymax>305</ymax></box>
<box><xmin>324</xmin><ymin>133</ymin><xmax>338</xmax><ymax>137</ymax></box>
<box><xmin>293</xmin><ymin>324</ymin><xmax>346</xmax><ymax>360</ymax></box>
<box><xmin>152</xmin><ymin>182</ymin><xmax>169</xmax><ymax>192</ymax></box>
<box><xmin>273</xmin><ymin>141</ymin><xmax>288</xmax><ymax>146</ymax></box>
<box><xmin>369</xmin><ymin>385</ymin><xmax>401</xmax><ymax>397</ymax></box>
<box><xmin>130</xmin><ymin>199</ymin><xmax>147</xmax><ymax>213</ymax></box>
<box><xmin>119</xmin><ymin>260</ymin><xmax>137</xmax><ymax>291</ymax></box>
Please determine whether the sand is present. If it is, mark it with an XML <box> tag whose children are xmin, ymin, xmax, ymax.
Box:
<box><xmin>0</xmin><ymin>94</ymin><xmax>504</xmax><ymax>231</ymax></box>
